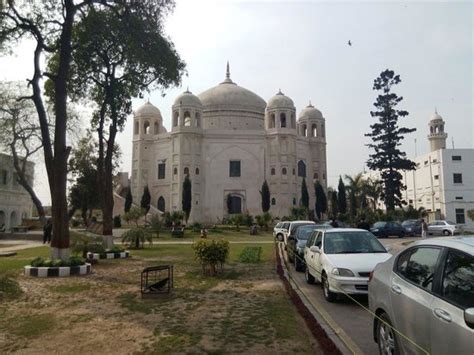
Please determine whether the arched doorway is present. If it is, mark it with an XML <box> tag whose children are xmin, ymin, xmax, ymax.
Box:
<box><xmin>157</xmin><ymin>196</ymin><xmax>165</xmax><ymax>213</ymax></box>
<box><xmin>0</xmin><ymin>211</ymin><xmax>5</xmax><ymax>229</ymax></box>
<box><xmin>298</xmin><ymin>160</ymin><xmax>306</xmax><ymax>177</ymax></box>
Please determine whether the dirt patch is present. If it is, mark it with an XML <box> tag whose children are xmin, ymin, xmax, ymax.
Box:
<box><xmin>0</xmin><ymin>247</ymin><xmax>321</xmax><ymax>354</ymax></box>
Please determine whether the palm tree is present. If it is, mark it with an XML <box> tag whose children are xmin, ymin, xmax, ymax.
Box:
<box><xmin>363</xmin><ymin>178</ymin><xmax>383</xmax><ymax>211</ymax></box>
<box><xmin>344</xmin><ymin>173</ymin><xmax>366</xmax><ymax>216</ymax></box>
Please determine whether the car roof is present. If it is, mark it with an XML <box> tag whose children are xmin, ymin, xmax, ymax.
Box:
<box><xmin>412</xmin><ymin>236</ymin><xmax>474</xmax><ymax>254</ymax></box>
<box><xmin>325</xmin><ymin>228</ymin><xmax>368</xmax><ymax>233</ymax></box>
<box><xmin>290</xmin><ymin>220</ymin><xmax>315</xmax><ymax>224</ymax></box>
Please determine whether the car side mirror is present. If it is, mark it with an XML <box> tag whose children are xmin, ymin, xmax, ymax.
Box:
<box><xmin>385</xmin><ymin>246</ymin><xmax>392</xmax><ymax>252</ymax></box>
<box><xmin>310</xmin><ymin>246</ymin><xmax>320</xmax><ymax>253</ymax></box>
<box><xmin>464</xmin><ymin>308</ymin><xmax>474</xmax><ymax>329</ymax></box>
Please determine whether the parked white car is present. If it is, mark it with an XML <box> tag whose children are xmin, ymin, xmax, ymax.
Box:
<box><xmin>428</xmin><ymin>220</ymin><xmax>462</xmax><ymax>236</ymax></box>
<box><xmin>273</xmin><ymin>221</ymin><xmax>290</xmax><ymax>241</ymax></box>
<box><xmin>283</xmin><ymin>220</ymin><xmax>315</xmax><ymax>246</ymax></box>
<box><xmin>304</xmin><ymin>228</ymin><xmax>391</xmax><ymax>302</ymax></box>
<box><xmin>369</xmin><ymin>236</ymin><xmax>474</xmax><ymax>355</ymax></box>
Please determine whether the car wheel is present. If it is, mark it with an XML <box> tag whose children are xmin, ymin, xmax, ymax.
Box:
<box><xmin>294</xmin><ymin>256</ymin><xmax>303</xmax><ymax>272</ymax></box>
<box><xmin>322</xmin><ymin>273</ymin><xmax>337</xmax><ymax>302</ymax></box>
<box><xmin>443</xmin><ymin>230</ymin><xmax>451</xmax><ymax>236</ymax></box>
<box><xmin>377</xmin><ymin>313</ymin><xmax>400</xmax><ymax>355</ymax></box>
<box><xmin>305</xmin><ymin>268</ymin><xmax>315</xmax><ymax>284</ymax></box>
<box><xmin>277</xmin><ymin>233</ymin><xmax>283</xmax><ymax>241</ymax></box>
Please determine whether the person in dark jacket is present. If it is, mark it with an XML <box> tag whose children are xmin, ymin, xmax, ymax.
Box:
<box><xmin>43</xmin><ymin>219</ymin><xmax>52</xmax><ymax>244</ymax></box>
<box><xmin>357</xmin><ymin>217</ymin><xmax>371</xmax><ymax>231</ymax></box>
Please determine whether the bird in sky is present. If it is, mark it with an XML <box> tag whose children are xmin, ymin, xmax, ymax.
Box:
<box><xmin>348</xmin><ymin>40</ymin><xmax>352</xmax><ymax>46</ymax></box>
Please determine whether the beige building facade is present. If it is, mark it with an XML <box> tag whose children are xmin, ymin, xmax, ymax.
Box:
<box><xmin>0</xmin><ymin>153</ymin><xmax>34</xmax><ymax>230</ymax></box>
<box><xmin>131</xmin><ymin>65</ymin><xmax>327</xmax><ymax>222</ymax></box>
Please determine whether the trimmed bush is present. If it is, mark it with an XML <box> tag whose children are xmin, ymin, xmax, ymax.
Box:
<box><xmin>121</xmin><ymin>227</ymin><xmax>152</xmax><ymax>249</ymax></box>
<box><xmin>113</xmin><ymin>215</ymin><xmax>122</xmax><ymax>228</ymax></box>
<box><xmin>192</xmin><ymin>239</ymin><xmax>230</xmax><ymax>276</ymax></box>
<box><xmin>29</xmin><ymin>256</ymin><xmax>85</xmax><ymax>267</ymax></box>
<box><xmin>238</xmin><ymin>247</ymin><xmax>262</xmax><ymax>263</ymax></box>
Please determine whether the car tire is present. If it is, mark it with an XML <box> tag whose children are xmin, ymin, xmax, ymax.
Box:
<box><xmin>305</xmin><ymin>268</ymin><xmax>315</xmax><ymax>284</ymax></box>
<box><xmin>294</xmin><ymin>256</ymin><xmax>303</xmax><ymax>272</ymax></box>
<box><xmin>277</xmin><ymin>233</ymin><xmax>283</xmax><ymax>241</ymax></box>
<box><xmin>376</xmin><ymin>313</ymin><xmax>400</xmax><ymax>355</ymax></box>
<box><xmin>443</xmin><ymin>230</ymin><xmax>451</xmax><ymax>236</ymax></box>
<box><xmin>322</xmin><ymin>273</ymin><xmax>337</xmax><ymax>302</ymax></box>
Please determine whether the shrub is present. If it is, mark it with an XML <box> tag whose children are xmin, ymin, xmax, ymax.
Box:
<box><xmin>162</xmin><ymin>211</ymin><xmax>184</xmax><ymax>227</ymax></box>
<box><xmin>191</xmin><ymin>222</ymin><xmax>203</xmax><ymax>232</ymax></box>
<box><xmin>121</xmin><ymin>227</ymin><xmax>152</xmax><ymax>249</ymax></box>
<box><xmin>106</xmin><ymin>246</ymin><xmax>125</xmax><ymax>253</ymax></box>
<box><xmin>123</xmin><ymin>206</ymin><xmax>145</xmax><ymax>226</ymax></box>
<box><xmin>70</xmin><ymin>218</ymin><xmax>81</xmax><ymax>228</ymax></box>
<box><xmin>113</xmin><ymin>215</ymin><xmax>122</xmax><ymax>228</ymax></box>
<box><xmin>243</xmin><ymin>214</ymin><xmax>254</xmax><ymax>227</ymax></box>
<box><xmin>29</xmin><ymin>256</ymin><xmax>85</xmax><ymax>267</ymax></box>
<box><xmin>0</xmin><ymin>273</ymin><xmax>23</xmax><ymax>300</ymax></box>
<box><xmin>238</xmin><ymin>246</ymin><xmax>262</xmax><ymax>263</ymax></box>
<box><xmin>30</xmin><ymin>257</ymin><xmax>45</xmax><ymax>267</ymax></box>
<box><xmin>148</xmin><ymin>214</ymin><xmax>162</xmax><ymax>238</ymax></box>
<box><xmin>229</xmin><ymin>214</ymin><xmax>244</xmax><ymax>231</ymax></box>
<box><xmin>192</xmin><ymin>239</ymin><xmax>230</xmax><ymax>276</ymax></box>
<box><xmin>71</xmin><ymin>233</ymin><xmax>106</xmax><ymax>257</ymax></box>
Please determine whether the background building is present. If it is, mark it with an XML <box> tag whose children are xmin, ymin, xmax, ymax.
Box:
<box><xmin>130</xmin><ymin>64</ymin><xmax>328</xmax><ymax>222</ymax></box>
<box><xmin>403</xmin><ymin>111</ymin><xmax>474</xmax><ymax>231</ymax></box>
<box><xmin>0</xmin><ymin>153</ymin><xmax>34</xmax><ymax>231</ymax></box>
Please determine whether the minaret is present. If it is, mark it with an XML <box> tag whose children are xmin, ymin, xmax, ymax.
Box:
<box><xmin>428</xmin><ymin>109</ymin><xmax>447</xmax><ymax>152</ymax></box>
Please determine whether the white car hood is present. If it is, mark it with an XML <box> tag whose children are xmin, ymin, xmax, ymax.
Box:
<box><xmin>326</xmin><ymin>253</ymin><xmax>391</xmax><ymax>272</ymax></box>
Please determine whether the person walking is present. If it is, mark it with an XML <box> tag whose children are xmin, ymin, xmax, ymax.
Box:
<box><xmin>43</xmin><ymin>219</ymin><xmax>52</xmax><ymax>244</ymax></box>
<box><xmin>421</xmin><ymin>218</ymin><xmax>428</xmax><ymax>239</ymax></box>
<box><xmin>357</xmin><ymin>217</ymin><xmax>371</xmax><ymax>231</ymax></box>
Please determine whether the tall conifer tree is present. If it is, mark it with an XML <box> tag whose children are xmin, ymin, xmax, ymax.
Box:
<box><xmin>260</xmin><ymin>180</ymin><xmax>270</xmax><ymax>213</ymax></box>
<box><xmin>337</xmin><ymin>176</ymin><xmax>347</xmax><ymax>214</ymax></box>
<box><xmin>366</xmin><ymin>70</ymin><xmax>416</xmax><ymax>211</ymax></box>
<box><xmin>301</xmin><ymin>178</ymin><xmax>309</xmax><ymax>209</ymax></box>
<box><xmin>182</xmin><ymin>176</ymin><xmax>192</xmax><ymax>223</ymax></box>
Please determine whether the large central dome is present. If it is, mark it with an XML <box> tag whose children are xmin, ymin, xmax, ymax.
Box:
<box><xmin>198</xmin><ymin>63</ymin><xmax>266</xmax><ymax>115</ymax></box>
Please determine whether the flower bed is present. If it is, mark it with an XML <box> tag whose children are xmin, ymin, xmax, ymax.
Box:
<box><xmin>86</xmin><ymin>250</ymin><xmax>130</xmax><ymax>260</ymax></box>
<box><xmin>24</xmin><ymin>256</ymin><xmax>91</xmax><ymax>278</ymax></box>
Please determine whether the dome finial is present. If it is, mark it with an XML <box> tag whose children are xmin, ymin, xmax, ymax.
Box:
<box><xmin>226</xmin><ymin>61</ymin><xmax>230</xmax><ymax>79</ymax></box>
<box><xmin>435</xmin><ymin>107</ymin><xmax>438</xmax><ymax>114</ymax></box>
<box><xmin>308</xmin><ymin>100</ymin><xmax>314</xmax><ymax>107</ymax></box>
<box><xmin>277</xmin><ymin>88</ymin><xmax>283</xmax><ymax>95</ymax></box>
<box><xmin>185</xmin><ymin>86</ymin><xmax>191</xmax><ymax>94</ymax></box>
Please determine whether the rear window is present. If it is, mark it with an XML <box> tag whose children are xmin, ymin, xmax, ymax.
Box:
<box><xmin>373</xmin><ymin>222</ymin><xmax>386</xmax><ymax>228</ymax></box>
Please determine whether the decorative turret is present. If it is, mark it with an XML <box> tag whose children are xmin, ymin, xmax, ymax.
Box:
<box><xmin>428</xmin><ymin>109</ymin><xmax>447</xmax><ymax>152</ymax></box>
<box><xmin>172</xmin><ymin>88</ymin><xmax>203</xmax><ymax>130</ymax></box>
<box><xmin>297</xmin><ymin>101</ymin><xmax>325</xmax><ymax>139</ymax></box>
<box><xmin>133</xmin><ymin>101</ymin><xmax>165</xmax><ymax>137</ymax></box>
<box><xmin>266</xmin><ymin>89</ymin><xmax>296</xmax><ymax>129</ymax></box>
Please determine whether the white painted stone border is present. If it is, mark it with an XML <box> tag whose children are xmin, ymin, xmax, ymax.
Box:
<box><xmin>24</xmin><ymin>263</ymin><xmax>92</xmax><ymax>277</ymax></box>
<box><xmin>86</xmin><ymin>250</ymin><xmax>130</xmax><ymax>260</ymax></box>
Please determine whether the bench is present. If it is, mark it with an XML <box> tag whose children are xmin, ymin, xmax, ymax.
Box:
<box><xmin>11</xmin><ymin>226</ymin><xmax>29</xmax><ymax>233</ymax></box>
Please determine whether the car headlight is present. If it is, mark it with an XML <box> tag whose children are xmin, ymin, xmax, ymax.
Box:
<box><xmin>332</xmin><ymin>268</ymin><xmax>355</xmax><ymax>277</ymax></box>
<box><xmin>372</xmin><ymin>229</ymin><xmax>379</xmax><ymax>232</ymax></box>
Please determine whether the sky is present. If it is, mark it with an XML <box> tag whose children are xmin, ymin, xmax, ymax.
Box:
<box><xmin>0</xmin><ymin>0</ymin><xmax>472</xmax><ymax>205</ymax></box>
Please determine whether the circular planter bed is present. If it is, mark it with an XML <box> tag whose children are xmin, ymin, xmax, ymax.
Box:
<box><xmin>24</xmin><ymin>263</ymin><xmax>91</xmax><ymax>277</ymax></box>
<box><xmin>0</xmin><ymin>251</ymin><xmax>17</xmax><ymax>257</ymax></box>
<box><xmin>86</xmin><ymin>250</ymin><xmax>130</xmax><ymax>260</ymax></box>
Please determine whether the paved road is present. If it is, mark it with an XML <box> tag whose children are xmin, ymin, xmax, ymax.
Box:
<box><xmin>284</xmin><ymin>236</ymin><xmax>419</xmax><ymax>355</ymax></box>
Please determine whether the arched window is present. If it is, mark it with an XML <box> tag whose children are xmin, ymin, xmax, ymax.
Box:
<box><xmin>430</xmin><ymin>126</ymin><xmax>434</xmax><ymax>134</ymax></box>
<box><xmin>173</xmin><ymin>111</ymin><xmax>179</xmax><ymax>127</ymax></box>
<box><xmin>313</xmin><ymin>172</ymin><xmax>319</xmax><ymax>179</ymax></box>
<box><xmin>154</xmin><ymin>122</ymin><xmax>159</xmax><ymax>135</ymax></box>
<box><xmin>134</xmin><ymin>121</ymin><xmax>139</xmax><ymax>134</ymax></box>
<box><xmin>157</xmin><ymin>196</ymin><xmax>165</xmax><ymax>212</ymax></box>
<box><xmin>302</xmin><ymin>124</ymin><xmax>307</xmax><ymax>137</ymax></box>
<box><xmin>323</xmin><ymin>172</ymin><xmax>326</xmax><ymax>180</ymax></box>
<box><xmin>298</xmin><ymin>160</ymin><xmax>306</xmax><ymax>177</ymax></box>
<box><xmin>196</xmin><ymin>112</ymin><xmax>201</xmax><ymax>127</ymax></box>
<box><xmin>280</xmin><ymin>113</ymin><xmax>287</xmax><ymax>128</ymax></box>
<box><xmin>282</xmin><ymin>167</ymin><xmax>287</xmax><ymax>175</ymax></box>
<box><xmin>184</xmin><ymin>167</ymin><xmax>189</xmax><ymax>175</ymax></box>
<box><xmin>10</xmin><ymin>211</ymin><xmax>18</xmax><ymax>228</ymax></box>
<box><xmin>184</xmin><ymin>111</ymin><xmax>191</xmax><ymax>127</ymax></box>
<box><xmin>321</xmin><ymin>123</ymin><xmax>325</xmax><ymax>137</ymax></box>
<box><xmin>312</xmin><ymin>124</ymin><xmax>317</xmax><ymax>137</ymax></box>
<box><xmin>227</xmin><ymin>195</ymin><xmax>242</xmax><ymax>214</ymax></box>
<box><xmin>271</xmin><ymin>198</ymin><xmax>276</xmax><ymax>205</ymax></box>
<box><xmin>291</xmin><ymin>114</ymin><xmax>296</xmax><ymax>128</ymax></box>
<box><xmin>271</xmin><ymin>167</ymin><xmax>276</xmax><ymax>175</ymax></box>
<box><xmin>144</xmin><ymin>121</ymin><xmax>150</xmax><ymax>134</ymax></box>
<box><xmin>195</xmin><ymin>167</ymin><xmax>200</xmax><ymax>175</ymax></box>
<box><xmin>292</xmin><ymin>168</ymin><xmax>295</xmax><ymax>175</ymax></box>
<box><xmin>292</xmin><ymin>197</ymin><xmax>296</xmax><ymax>205</ymax></box>
<box><xmin>173</xmin><ymin>167</ymin><xmax>178</xmax><ymax>175</ymax></box>
<box><xmin>270</xmin><ymin>113</ymin><xmax>276</xmax><ymax>128</ymax></box>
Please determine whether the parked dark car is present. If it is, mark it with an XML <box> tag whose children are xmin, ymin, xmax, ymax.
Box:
<box><xmin>287</xmin><ymin>224</ymin><xmax>331</xmax><ymax>271</ymax></box>
<box><xmin>401</xmin><ymin>219</ymin><xmax>422</xmax><ymax>237</ymax></box>
<box><xmin>370</xmin><ymin>221</ymin><xmax>405</xmax><ymax>238</ymax></box>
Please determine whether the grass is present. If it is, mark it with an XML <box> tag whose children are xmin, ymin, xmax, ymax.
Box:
<box><xmin>0</xmin><ymin>230</ymin><xmax>316</xmax><ymax>354</ymax></box>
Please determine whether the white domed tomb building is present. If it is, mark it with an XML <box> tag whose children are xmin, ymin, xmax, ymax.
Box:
<box><xmin>131</xmin><ymin>65</ymin><xmax>327</xmax><ymax>222</ymax></box>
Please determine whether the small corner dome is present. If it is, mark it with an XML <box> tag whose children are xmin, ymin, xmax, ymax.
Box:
<box><xmin>173</xmin><ymin>89</ymin><xmax>202</xmax><ymax>107</ymax></box>
<box><xmin>298</xmin><ymin>102</ymin><xmax>323</xmax><ymax>120</ymax></box>
<box><xmin>267</xmin><ymin>90</ymin><xmax>295</xmax><ymax>110</ymax></box>
<box><xmin>430</xmin><ymin>110</ymin><xmax>444</xmax><ymax>122</ymax></box>
<box><xmin>134</xmin><ymin>101</ymin><xmax>162</xmax><ymax>118</ymax></box>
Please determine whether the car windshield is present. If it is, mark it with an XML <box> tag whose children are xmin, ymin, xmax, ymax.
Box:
<box><xmin>373</xmin><ymin>222</ymin><xmax>386</xmax><ymax>228</ymax></box>
<box><xmin>402</xmin><ymin>221</ymin><xmax>415</xmax><ymax>226</ymax></box>
<box><xmin>296</xmin><ymin>226</ymin><xmax>324</xmax><ymax>240</ymax></box>
<box><xmin>290</xmin><ymin>222</ymin><xmax>313</xmax><ymax>234</ymax></box>
<box><xmin>324</xmin><ymin>231</ymin><xmax>387</xmax><ymax>254</ymax></box>
<box><xmin>275</xmin><ymin>222</ymin><xmax>282</xmax><ymax>228</ymax></box>
<box><xmin>447</xmin><ymin>221</ymin><xmax>456</xmax><ymax>225</ymax></box>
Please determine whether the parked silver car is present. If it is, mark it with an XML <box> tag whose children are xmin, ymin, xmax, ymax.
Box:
<box><xmin>427</xmin><ymin>220</ymin><xmax>462</xmax><ymax>236</ymax></box>
<box><xmin>369</xmin><ymin>236</ymin><xmax>474</xmax><ymax>354</ymax></box>
<box><xmin>273</xmin><ymin>221</ymin><xmax>290</xmax><ymax>241</ymax></box>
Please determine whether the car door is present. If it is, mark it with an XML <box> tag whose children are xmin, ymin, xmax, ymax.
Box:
<box><xmin>304</xmin><ymin>233</ymin><xmax>316</xmax><ymax>268</ymax></box>
<box><xmin>312</xmin><ymin>232</ymin><xmax>323</xmax><ymax>282</ymax></box>
<box><xmin>430</xmin><ymin>249</ymin><xmax>474</xmax><ymax>354</ymax></box>
<box><xmin>390</xmin><ymin>246</ymin><xmax>443</xmax><ymax>354</ymax></box>
<box><xmin>306</xmin><ymin>232</ymin><xmax>322</xmax><ymax>281</ymax></box>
